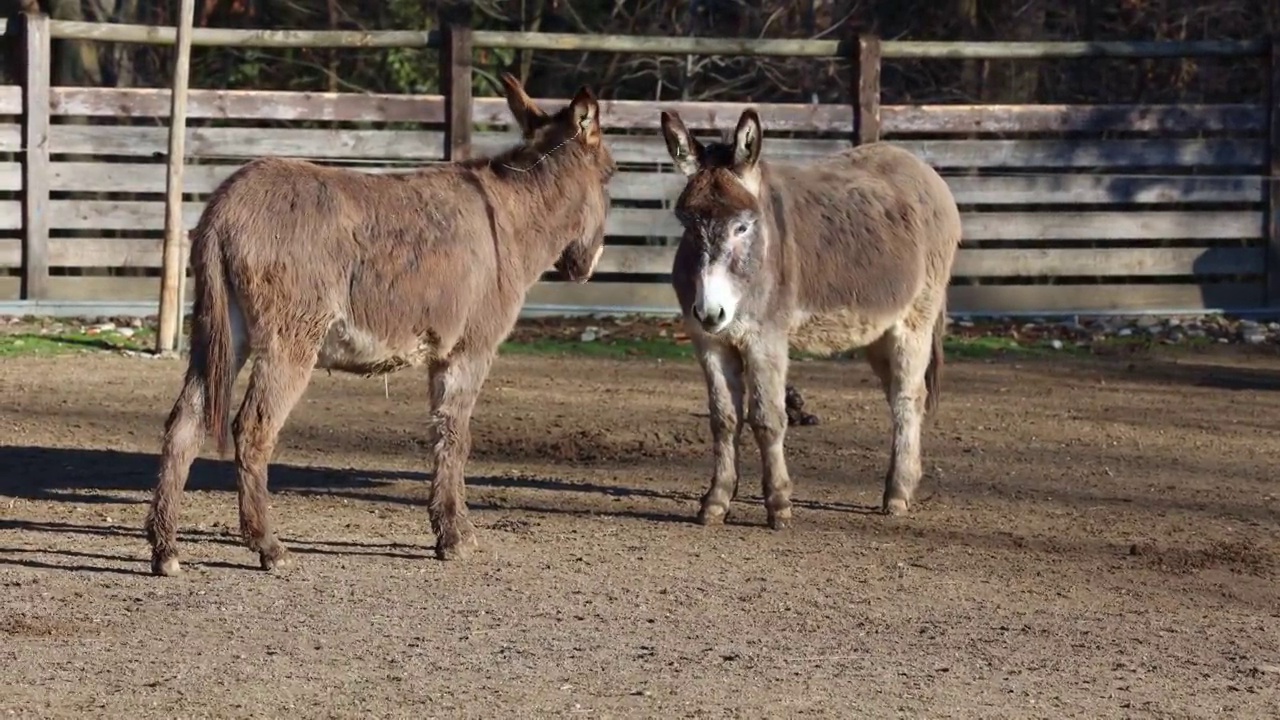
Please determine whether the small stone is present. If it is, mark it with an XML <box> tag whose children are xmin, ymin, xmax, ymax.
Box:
<box><xmin>1244</xmin><ymin>333</ymin><xmax>1266</xmax><ymax>345</ymax></box>
<box><xmin>958</xmin><ymin>320</ymin><xmax>975</xmax><ymax>328</ymax></box>
<box><xmin>96</xmin><ymin>322</ymin><xmax>117</xmax><ymax>332</ymax></box>
<box><xmin>117</xmin><ymin>327</ymin><xmax>135</xmax><ymax>338</ymax></box>
<box><xmin>130</xmin><ymin>317</ymin><xmax>144</xmax><ymax>329</ymax></box>
<box><xmin>1050</xmin><ymin>339</ymin><xmax>1063</xmax><ymax>350</ymax></box>
<box><xmin>579</xmin><ymin>327</ymin><xmax>600</xmax><ymax>342</ymax></box>
<box><xmin>1117</xmin><ymin>328</ymin><xmax>1133</xmax><ymax>337</ymax></box>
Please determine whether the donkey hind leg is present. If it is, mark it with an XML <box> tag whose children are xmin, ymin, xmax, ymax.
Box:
<box><xmin>427</xmin><ymin>350</ymin><xmax>494</xmax><ymax>561</ymax></box>
<box><xmin>233</xmin><ymin>346</ymin><xmax>317</xmax><ymax>571</ymax></box>
<box><xmin>744</xmin><ymin>335</ymin><xmax>794</xmax><ymax>530</ymax></box>
<box><xmin>146</xmin><ymin>352</ymin><xmax>249</xmax><ymax>577</ymax></box>
<box><xmin>694</xmin><ymin>340</ymin><xmax>746</xmax><ymax>525</ymax></box>
<box><xmin>879</xmin><ymin>318</ymin><xmax>935</xmax><ymax>516</ymax></box>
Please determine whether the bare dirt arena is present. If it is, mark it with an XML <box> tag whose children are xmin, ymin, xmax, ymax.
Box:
<box><xmin>2</xmin><ymin>340</ymin><xmax>1279</xmax><ymax>718</ymax></box>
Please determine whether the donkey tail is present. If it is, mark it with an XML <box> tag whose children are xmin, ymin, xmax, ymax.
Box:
<box><xmin>192</xmin><ymin>218</ymin><xmax>236</xmax><ymax>457</ymax></box>
<box><xmin>924</xmin><ymin>301</ymin><xmax>946</xmax><ymax>416</ymax></box>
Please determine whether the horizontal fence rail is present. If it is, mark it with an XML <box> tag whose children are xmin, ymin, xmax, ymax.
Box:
<box><xmin>0</xmin><ymin>13</ymin><xmax>1278</xmax><ymax>319</ymax></box>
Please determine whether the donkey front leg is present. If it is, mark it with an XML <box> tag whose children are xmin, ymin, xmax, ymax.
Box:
<box><xmin>693</xmin><ymin>339</ymin><xmax>746</xmax><ymax>525</ymax></box>
<box><xmin>426</xmin><ymin>351</ymin><xmax>493</xmax><ymax>561</ymax></box>
<box><xmin>880</xmin><ymin>322</ymin><xmax>933</xmax><ymax>516</ymax></box>
<box><xmin>744</xmin><ymin>335</ymin><xmax>794</xmax><ymax>530</ymax></box>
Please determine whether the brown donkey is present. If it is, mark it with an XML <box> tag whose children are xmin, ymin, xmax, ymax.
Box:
<box><xmin>659</xmin><ymin>109</ymin><xmax>962</xmax><ymax>528</ymax></box>
<box><xmin>145</xmin><ymin>74</ymin><xmax>616</xmax><ymax>576</ymax></box>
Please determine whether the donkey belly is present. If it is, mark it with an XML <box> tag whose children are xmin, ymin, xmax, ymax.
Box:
<box><xmin>316</xmin><ymin>318</ymin><xmax>439</xmax><ymax>376</ymax></box>
<box><xmin>789</xmin><ymin>308</ymin><xmax>897</xmax><ymax>357</ymax></box>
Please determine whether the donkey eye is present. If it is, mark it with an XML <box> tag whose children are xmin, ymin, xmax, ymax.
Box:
<box><xmin>731</xmin><ymin>223</ymin><xmax>750</xmax><ymax>236</ymax></box>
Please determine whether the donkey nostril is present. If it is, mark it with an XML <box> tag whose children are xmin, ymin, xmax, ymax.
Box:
<box><xmin>716</xmin><ymin>307</ymin><xmax>726</xmax><ymax>323</ymax></box>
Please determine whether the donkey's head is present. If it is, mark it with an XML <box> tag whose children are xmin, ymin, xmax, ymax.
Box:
<box><xmin>660</xmin><ymin>109</ymin><xmax>767</xmax><ymax>334</ymax></box>
<box><xmin>499</xmin><ymin>73</ymin><xmax>615</xmax><ymax>283</ymax></box>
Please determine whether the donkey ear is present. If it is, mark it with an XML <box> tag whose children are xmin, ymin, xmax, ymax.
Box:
<box><xmin>568</xmin><ymin>85</ymin><xmax>600</xmax><ymax>129</ymax></box>
<box><xmin>660</xmin><ymin>111</ymin><xmax>701</xmax><ymax>177</ymax></box>
<box><xmin>732</xmin><ymin>109</ymin><xmax>763</xmax><ymax>170</ymax></box>
<box><xmin>499</xmin><ymin>71</ymin><xmax>547</xmax><ymax>137</ymax></box>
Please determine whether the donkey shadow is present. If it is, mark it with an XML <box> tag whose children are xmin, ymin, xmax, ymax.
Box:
<box><xmin>0</xmin><ymin>445</ymin><xmax>879</xmax><ymax>532</ymax></box>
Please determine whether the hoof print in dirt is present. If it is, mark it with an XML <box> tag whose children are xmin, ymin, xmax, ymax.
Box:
<box><xmin>785</xmin><ymin>384</ymin><xmax>820</xmax><ymax>427</ymax></box>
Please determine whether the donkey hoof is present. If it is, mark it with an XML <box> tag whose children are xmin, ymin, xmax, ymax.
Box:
<box><xmin>767</xmin><ymin>510</ymin><xmax>793</xmax><ymax>530</ymax></box>
<box><xmin>152</xmin><ymin>555</ymin><xmax>182</xmax><ymax>577</ymax></box>
<box><xmin>883</xmin><ymin>497</ymin><xmax>910</xmax><ymax>516</ymax></box>
<box><xmin>259</xmin><ymin>546</ymin><xmax>294</xmax><ymax>572</ymax></box>
<box><xmin>697</xmin><ymin>505</ymin><xmax>729</xmax><ymax>526</ymax></box>
<box><xmin>435</xmin><ymin>530</ymin><xmax>478</xmax><ymax>561</ymax></box>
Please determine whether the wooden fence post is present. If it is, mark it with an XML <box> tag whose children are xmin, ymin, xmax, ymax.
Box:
<box><xmin>1266</xmin><ymin>35</ymin><xmax>1280</xmax><ymax>308</ymax></box>
<box><xmin>851</xmin><ymin>35</ymin><xmax>882</xmax><ymax>146</ymax></box>
<box><xmin>20</xmin><ymin>11</ymin><xmax>50</xmax><ymax>301</ymax></box>
<box><xmin>156</xmin><ymin>0</ymin><xmax>196</xmax><ymax>355</ymax></box>
<box><xmin>439</xmin><ymin>6</ymin><xmax>473</xmax><ymax>162</ymax></box>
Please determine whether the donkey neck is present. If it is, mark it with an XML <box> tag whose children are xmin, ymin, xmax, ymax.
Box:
<box><xmin>483</xmin><ymin>149</ymin><xmax>598</xmax><ymax>284</ymax></box>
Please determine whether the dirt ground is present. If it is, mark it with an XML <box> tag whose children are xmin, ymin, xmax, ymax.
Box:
<box><xmin>2</xmin><ymin>345</ymin><xmax>1279</xmax><ymax>718</ymax></box>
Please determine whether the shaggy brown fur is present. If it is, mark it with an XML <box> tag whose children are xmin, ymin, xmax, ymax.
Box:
<box><xmin>144</xmin><ymin>74</ymin><xmax>616</xmax><ymax>576</ymax></box>
<box><xmin>660</xmin><ymin>109</ymin><xmax>961</xmax><ymax>527</ymax></box>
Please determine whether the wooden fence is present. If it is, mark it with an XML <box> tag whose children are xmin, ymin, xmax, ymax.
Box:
<box><xmin>0</xmin><ymin>13</ymin><xmax>1278</xmax><ymax>318</ymax></box>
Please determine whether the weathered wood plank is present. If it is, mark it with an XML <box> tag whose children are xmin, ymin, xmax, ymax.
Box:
<box><xmin>441</xmin><ymin>19</ymin><xmax>472</xmax><ymax>161</ymax></box>
<box><xmin>0</xmin><ymin>273</ymin><xmax>1262</xmax><ymax>315</ymax></box>
<box><xmin>954</xmin><ymin>247</ymin><xmax>1264</xmax><ymax>277</ymax></box>
<box><xmin>853</xmin><ymin>36</ymin><xmax>881</xmax><ymax>145</ymax></box>
<box><xmin>582</xmin><ymin>245</ymin><xmax>1263</xmax><ymax>277</ymax></box>
<box><xmin>37</xmin><ymin>88</ymin><xmax>1270</xmax><ymax>137</ymax></box>
<box><xmin>49</xmin><ymin>124</ymin><xmax>445</xmax><ymax>160</ymax></box>
<box><xmin>45</xmin><ymin>161</ymin><xmax>450</xmax><ymax>194</ymax></box>
<box><xmin>157</xmin><ymin>0</ymin><xmax>198</xmax><ymax>355</ymax></box>
<box><xmin>605</xmin><ymin>171</ymin><xmax>1266</xmax><ymax>205</ymax></box>
<box><xmin>45</xmin><ymin>199</ymin><xmax>1265</xmax><ymax>242</ymax></box>
<box><xmin>0</xmin><ymin>275</ymin><xmax>193</xmax><ymax>303</ymax></box>
<box><xmin>957</xmin><ymin>210</ymin><xmax>1264</xmax><ymax>241</ymax></box>
<box><xmin>0</xmin><ymin>86</ymin><xmax>21</xmax><ymax>116</ymax></box>
<box><xmin>524</xmin><ymin>280</ymin><xmax>1267</xmax><ymax>314</ymax></box>
<box><xmin>525</xmin><ymin>281</ymin><xmax>678</xmax><ymax>312</ymax></box>
<box><xmin>38</xmin><ymin>125</ymin><xmax>1266</xmax><ymax>171</ymax></box>
<box><xmin>948</xmin><ymin>282</ymin><xmax>1265</xmax><ymax>313</ymax></box>
<box><xmin>0</xmin><ymin>162</ymin><xmax>22</xmax><ymax>191</ymax></box>
<box><xmin>0</xmin><ymin>237</ymin><xmax>162</xmax><ymax>267</ymax></box>
<box><xmin>940</xmin><ymin>174</ymin><xmax>1266</xmax><ymax>205</ymax></box>
<box><xmin>21</xmin><ymin>238</ymin><xmax>1259</xmax><ymax>282</ymax></box>
<box><xmin>61</xmin><ymin>164</ymin><xmax>1265</xmax><ymax>207</ymax></box>
<box><xmin>20</xmin><ymin>12</ymin><xmax>51</xmax><ymax>300</ymax></box>
<box><xmin>47</xmin><ymin>19</ymin><xmax>439</xmax><ymax>49</ymax></box>
<box><xmin>50</xmin><ymin>87</ymin><xmax>447</xmax><ymax>124</ymax></box>
<box><xmin>473</xmin><ymin>97</ymin><xmax>852</xmax><ymax>133</ymax></box>
<box><xmin>884</xmin><ymin>104</ymin><xmax>1266</xmax><ymax>135</ymax></box>
<box><xmin>0</xmin><ymin>200</ymin><xmax>24</xmax><ymax>230</ymax></box>
<box><xmin>0</xmin><ymin>124</ymin><xmax>24</xmax><ymax>153</ymax></box>
<box><xmin>602</xmin><ymin>207</ymin><xmax>1264</xmax><ymax>241</ymax></box>
<box><xmin>34</xmin><ymin>19</ymin><xmax>1265</xmax><ymax>60</ymax></box>
<box><xmin>478</xmin><ymin>133</ymin><xmax>1264</xmax><ymax>168</ymax></box>
<box><xmin>1266</xmin><ymin>36</ymin><xmax>1280</xmax><ymax>306</ymax></box>
<box><xmin>898</xmin><ymin>139</ymin><xmax>1264</xmax><ymax>169</ymax></box>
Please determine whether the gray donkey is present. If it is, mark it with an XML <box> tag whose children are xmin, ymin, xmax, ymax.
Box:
<box><xmin>145</xmin><ymin>74</ymin><xmax>617</xmax><ymax>575</ymax></box>
<box><xmin>659</xmin><ymin>108</ymin><xmax>962</xmax><ymax>528</ymax></box>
